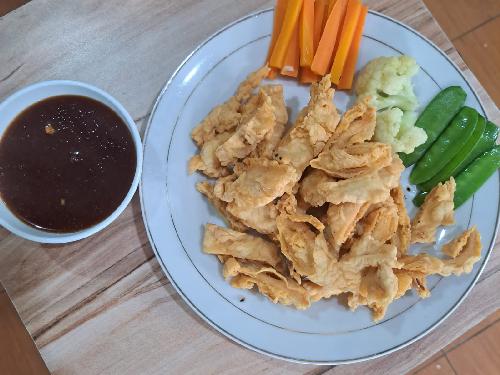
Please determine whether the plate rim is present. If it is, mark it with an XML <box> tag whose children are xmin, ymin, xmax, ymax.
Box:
<box><xmin>139</xmin><ymin>8</ymin><xmax>500</xmax><ymax>365</ymax></box>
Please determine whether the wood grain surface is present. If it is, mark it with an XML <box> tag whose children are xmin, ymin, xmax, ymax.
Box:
<box><xmin>0</xmin><ymin>0</ymin><xmax>499</xmax><ymax>374</ymax></box>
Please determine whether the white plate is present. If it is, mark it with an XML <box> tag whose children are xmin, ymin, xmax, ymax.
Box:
<box><xmin>140</xmin><ymin>9</ymin><xmax>500</xmax><ymax>364</ymax></box>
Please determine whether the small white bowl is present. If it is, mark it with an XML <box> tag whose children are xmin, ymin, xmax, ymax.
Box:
<box><xmin>0</xmin><ymin>80</ymin><xmax>143</xmax><ymax>243</ymax></box>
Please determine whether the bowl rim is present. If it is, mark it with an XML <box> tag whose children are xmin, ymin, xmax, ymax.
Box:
<box><xmin>0</xmin><ymin>80</ymin><xmax>143</xmax><ymax>243</ymax></box>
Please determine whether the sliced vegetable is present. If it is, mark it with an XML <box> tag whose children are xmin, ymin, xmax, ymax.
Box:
<box><xmin>337</xmin><ymin>4</ymin><xmax>367</xmax><ymax>90</ymax></box>
<box><xmin>300</xmin><ymin>0</ymin><xmax>315</xmax><ymax>67</ymax></box>
<box><xmin>314</xmin><ymin>0</ymin><xmax>330</xmax><ymax>47</ymax></box>
<box><xmin>454</xmin><ymin>146</ymin><xmax>500</xmax><ymax>208</ymax></box>
<box><xmin>410</xmin><ymin>106</ymin><xmax>478</xmax><ymax>185</ymax></box>
<box><xmin>281</xmin><ymin>20</ymin><xmax>300</xmax><ymax>77</ymax></box>
<box><xmin>418</xmin><ymin>113</ymin><xmax>486</xmax><ymax>192</ymax></box>
<box><xmin>310</xmin><ymin>0</ymin><xmax>348</xmax><ymax>75</ymax></box>
<box><xmin>330</xmin><ymin>0</ymin><xmax>362</xmax><ymax>84</ymax></box>
<box><xmin>400</xmin><ymin>86</ymin><xmax>467</xmax><ymax>167</ymax></box>
<box><xmin>458</xmin><ymin>119</ymin><xmax>499</xmax><ymax>172</ymax></box>
<box><xmin>269</xmin><ymin>0</ymin><xmax>304</xmax><ymax>69</ymax></box>
<box><xmin>413</xmin><ymin>191</ymin><xmax>428</xmax><ymax>207</ymax></box>
<box><xmin>267</xmin><ymin>0</ymin><xmax>287</xmax><ymax>78</ymax></box>
<box><xmin>300</xmin><ymin>67</ymin><xmax>320</xmax><ymax>83</ymax></box>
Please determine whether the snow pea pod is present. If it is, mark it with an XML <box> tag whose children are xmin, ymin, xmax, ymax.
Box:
<box><xmin>454</xmin><ymin>146</ymin><xmax>500</xmax><ymax>208</ymax></box>
<box><xmin>456</xmin><ymin>119</ymin><xmax>499</xmax><ymax>174</ymax></box>
<box><xmin>410</xmin><ymin>106</ymin><xmax>478</xmax><ymax>185</ymax></box>
<box><xmin>413</xmin><ymin>191</ymin><xmax>427</xmax><ymax>207</ymax></box>
<box><xmin>418</xmin><ymin>113</ymin><xmax>485</xmax><ymax>192</ymax></box>
<box><xmin>400</xmin><ymin>86</ymin><xmax>466</xmax><ymax>167</ymax></box>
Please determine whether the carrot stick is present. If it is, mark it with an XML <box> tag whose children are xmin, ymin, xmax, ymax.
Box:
<box><xmin>267</xmin><ymin>0</ymin><xmax>287</xmax><ymax>78</ymax></box>
<box><xmin>310</xmin><ymin>0</ymin><xmax>348</xmax><ymax>75</ymax></box>
<box><xmin>300</xmin><ymin>67</ymin><xmax>319</xmax><ymax>83</ymax></box>
<box><xmin>314</xmin><ymin>0</ymin><xmax>329</xmax><ymax>48</ymax></box>
<box><xmin>281</xmin><ymin>20</ymin><xmax>300</xmax><ymax>77</ymax></box>
<box><xmin>299</xmin><ymin>0</ymin><xmax>315</xmax><ymax>67</ymax></box>
<box><xmin>269</xmin><ymin>0</ymin><xmax>304</xmax><ymax>69</ymax></box>
<box><xmin>330</xmin><ymin>0</ymin><xmax>362</xmax><ymax>84</ymax></box>
<box><xmin>337</xmin><ymin>5</ymin><xmax>367</xmax><ymax>89</ymax></box>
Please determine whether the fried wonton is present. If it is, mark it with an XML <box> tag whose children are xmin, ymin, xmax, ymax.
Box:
<box><xmin>216</xmin><ymin>90</ymin><xmax>276</xmax><ymax>166</ymax></box>
<box><xmin>402</xmin><ymin>227</ymin><xmax>481</xmax><ymax>277</ymax></box>
<box><xmin>191</xmin><ymin>66</ymin><xmax>270</xmax><ymax>147</ymax></box>
<box><xmin>223</xmin><ymin>257</ymin><xmax>310</xmax><ymax>309</ymax></box>
<box><xmin>390</xmin><ymin>185</ymin><xmax>411</xmax><ymax>256</ymax></box>
<box><xmin>226</xmin><ymin>202</ymin><xmax>278</xmax><ymax>235</ymax></box>
<box><xmin>300</xmin><ymin>157</ymin><xmax>404</xmax><ymax>206</ymax></box>
<box><xmin>214</xmin><ymin>158</ymin><xmax>298</xmax><ymax>209</ymax></box>
<box><xmin>197</xmin><ymin>181</ymin><xmax>247</xmax><ymax>232</ymax></box>
<box><xmin>329</xmin><ymin>97</ymin><xmax>376</xmax><ymax>147</ymax></box>
<box><xmin>411</xmin><ymin>178</ymin><xmax>455</xmax><ymax>244</ymax></box>
<box><xmin>203</xmin><ymin>224</ymin><xmax>282</xmax><ymax>266</ymax></box>
<box><xmin>310</xmin><ymin>141</ymin><xmax>393</xmax><ymax>179</ymax></box>
<box><xmin>274</xmin><ymin>75</ymin><xmax>340</xmax><ymax>174</ymax></box>
<box><xmin>325</xmin><ymin>202</ymin><xmax>370</xmax><ymax>255</ymax></box>
<box><xmin>188</xmin><ymin>132</ymin><xmax>232</xmax><ymax>177</ymax></box>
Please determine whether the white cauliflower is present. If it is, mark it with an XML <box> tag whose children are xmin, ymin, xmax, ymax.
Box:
<box><xmin>355</xmin><ymin>55</ymin><xmax>427</xmax><ymax>154</ymax></box>
<box><xmin>376</xmin><ymin>108</ymin><xmax>427</xmax><ymax>154</ymax></box>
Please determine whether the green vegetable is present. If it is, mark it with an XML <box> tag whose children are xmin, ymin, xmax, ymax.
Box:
<box><xmin>417</xmin><ymin>113</ymin><xmax>485</xmax><ymax>192</ymax></box>
<box><xmin>413</xmin><ymin>191</ymin><xmax>428</xmax><ymax>207</ymax></box>
<box><xmin>410</xmin><ymin>106</ymin><xmax>478</xmax><ymax>185</ymax></box>
<box><xmin>400</xmin><ymin>86</ymin><xmax>467</xmax><ymax>167</ymax></box>
<box><xmin>454</xmin><ymin>146</ymin><xmax>500</xmax><ymax>208</ymax></box>
<box><xmin>457</xmin><ymin>119</ymin><xmax>499</xmax><ymax>173</ymax></box>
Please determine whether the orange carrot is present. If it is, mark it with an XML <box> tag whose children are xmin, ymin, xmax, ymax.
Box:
<box><xmin>313</xmin><ymin>0</ymin><xmax>329</xmax><ymax>48</ymax></box>
<box><xmin>299</xmin><ymin>0</ymin><xmax>315</xmax><ymax>67</ymax></box>
<box><xmin>327</xmin><ymin>0</ymin><xmax>336</xmax><ymax>16</ymax></box>
<box><xmin>267</xmin><ymin>0</ymin><xmax>287</xmax><ymax>78</ymax></box>
<box><xmin>330</xmin><ymin>0</ymin><xmax>361</xmax><ymax>84</ymax></box>
<box><xmin>338</xmin><ymin>5</ymin><xmax>367</xmax><ymax>89</ymax></box>
<box><xmin>269</xmin><ymin>0</ymin><xmax>304</xmax><ymax>69</ymax></box>
<box><xmin>300</xmin><ymin>67</ymin><xmax>319</xmax><ymax>83</ymax></box>
<box><xmin>310</xmin><ymin>0</ymin><xmax>348</xmax><ymax>75</ymax></box>
<box><xmin>281</xmin><ymin>20</ymin><xmax>300</xmax><ymax>77</ymax></box>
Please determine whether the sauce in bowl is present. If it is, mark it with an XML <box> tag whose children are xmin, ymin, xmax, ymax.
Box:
<box><xmin>0</xmin><ymin>95</ymin><xmax>136</xmax><ymax>232</ymax></box>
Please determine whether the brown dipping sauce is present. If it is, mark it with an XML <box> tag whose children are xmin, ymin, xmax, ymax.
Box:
<box><xmin>0</xmin><ymin>95</ymin><xmax>136</xmax><ymax>232</ymax></box>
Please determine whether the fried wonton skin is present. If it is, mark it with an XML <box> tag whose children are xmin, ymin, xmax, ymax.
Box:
<box><xmin>223</xmin><ymin>257</ymin><xmax>310</xmax><ymax>309</ymax></box>
<box><xmin>226</xmin><ymin>202</ymin><xmax>278</xmax><ymax>235</ymax></box>
<box><xmin>191</xmin><ymin>66</ymin><xmax>269</xmax><ymax>147</ymax></box>
<box><xmin>358</xmin><ymin>200</ymin><xmax>399</xmax><ymax>243</ymax></box>
<box><xmin>274</xmin><ymin>75</ymin><xmax>340</xmax><ymax>174</ymax></box>
<box><xmin>329</xmin><ymin>97</ymin><xmax>377</xmax><ymax>147</ymax></box>
<box><xmin>310</xmin><ymin>141</ymin><xmax>393</xmax><ymax>178</ymax></box>
<box><xmin>401</xmin><ymin>226</ymin><xmax>481</xmax><ymax>277</ymax></box>
<box><xmin>203</xmin><ymin>224</ymin><xmax>282</xmax><ymax>266</ymax></box>
<box><xmin>214</xmin><ymin>158</ymin><xmax>298</xmax><ymax>209</ymax></box>
<box><xmin>300</xmin><ymin>157</ymin><xmax>404</xmax><ymax>206</ymax></box>
<box><xmin>216</xmin><ymin>90</ymin><xmax>276</xmax><ymax>166</ymax></box>
<box><xmin>197</xmin><ymin>181</ymin><xmax>248</xmax><ymax>232</ymax></box>
<box><xmin>325</xmin><ymin>202</ymin><xmax>370</xmax><ymax>253</ymax></box>
<box><xmin>411</xmin><ymin>178</ymin><xmax>455</xmax><ymax>244</ymax></box>
<box><xmin>188</xmin><ymin>132</ymin><xmax>232</xmax><ymax>177</ymax></box>
<box><xmin>390</xmin><ymin>185</ymin><xmax>411</xmax><ymax>256</ymax></box>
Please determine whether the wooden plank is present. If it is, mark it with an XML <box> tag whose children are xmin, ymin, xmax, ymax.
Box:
<box><xmin>0</xmin><ymin>0</ymin><xmax>498</xmax><ymax>374</ymax></box>
<box><xmin>0</xmin><ymin>284</ymin><xmax>50</xmax><ymax>375</ymax></box>
<box><xmin>0</xmin><ymin>0</ymin><xmax>27</xmax><ymax>17</ymax></box>
<box><xmin>454</xmin><ymin>17</ymin><xmax>500</xmax><ymax>106</ymax></box>
<box><xmin>422</xmin><ymin>0</ymin><xmax>500</xmax><ymax>40</ymax></box>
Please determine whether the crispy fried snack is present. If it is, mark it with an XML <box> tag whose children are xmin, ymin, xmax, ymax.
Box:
<box><xmin>411</xmin><ymin>178</ymin><xmax>455</xmax><ymax>244</ymax></box>
<box><xmin>300</xmin><ymin>157</ymin><xmax>404</xmax><ymax>206</ymax></box>
<box><xmin>274</xmin><ymin>75</ymin><xmax>340</xmax><ymax>174</ymax></box>
<box><xmin>190</xmin><ymin>68</ymin><xmax>484</xmax><ymax>322</ymax></box>
<box><xmin>203</xmin><ymin>224</ymin><xmax>282</xmax><ymax>266</ymax></box>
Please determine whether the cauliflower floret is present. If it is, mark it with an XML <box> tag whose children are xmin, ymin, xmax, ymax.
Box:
<box><xmin>355</xmin><ymin>55</ymin><xmax>426</xmax><ymax>154</ymax></box>
<box><xmin>376</xmin><ymin>109</ymin><xmax>427</xmax><ymax>154</ymax></box>
<box><xmin>355</xmin><ymin>55</ymin><xmax>419</xmax><ymax>111</ymax></box>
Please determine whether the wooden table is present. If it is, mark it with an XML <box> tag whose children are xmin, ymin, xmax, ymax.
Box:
<box><xmin>0</xmin><ymin>0</ymin><xmax>499</xmax><ymax>373</ymax></box>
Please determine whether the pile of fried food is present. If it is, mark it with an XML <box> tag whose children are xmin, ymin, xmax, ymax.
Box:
<box><xmin>188</xmin><ymin>66</ymin><xmax>482</xmax><ymax>321</ymax></box>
